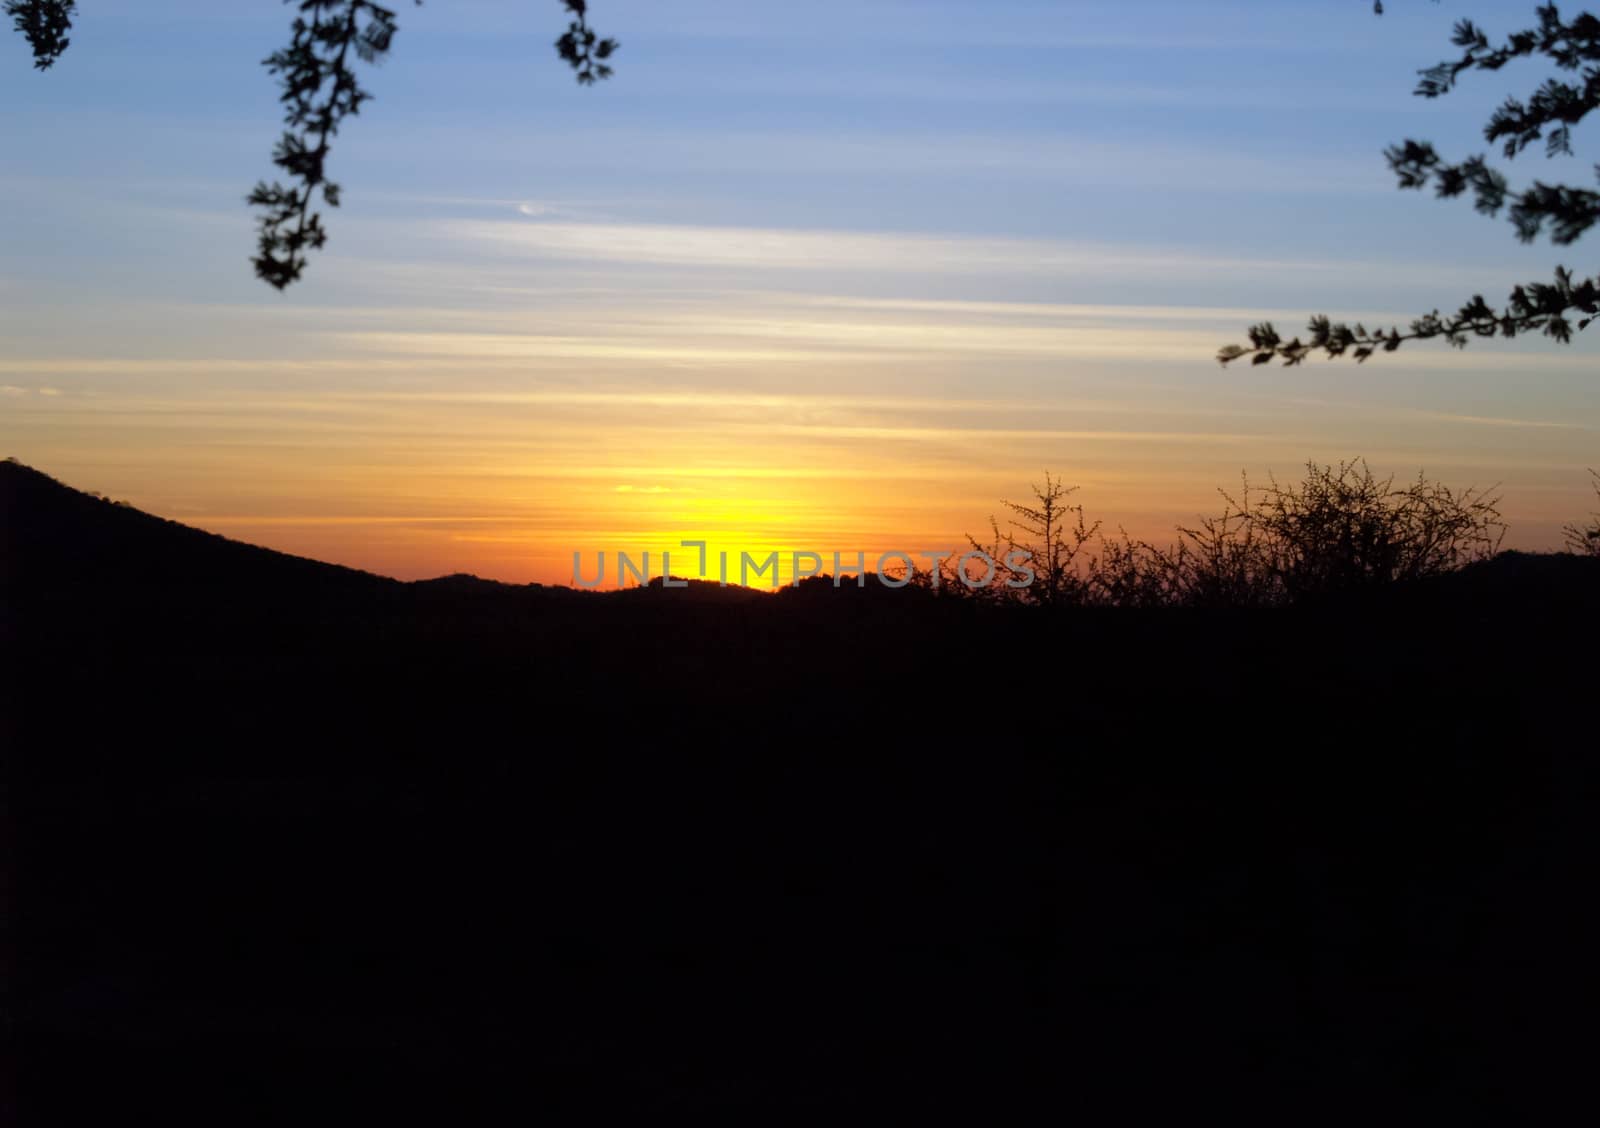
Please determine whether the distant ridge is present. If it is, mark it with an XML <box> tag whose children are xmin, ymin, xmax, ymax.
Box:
<box><xmin>0</xmin><ymin>459</ymin><xmax>908</xmax><ymax>603</ymax></box>
<box><xmin>6</xmin><ymin>457</ymin><xmax>1599</xmax><ymax>612</ymax></box>
<box><xmin>1</xmin><ymin>458</ymin><xmax>397</xmax><ymax>595</ymax></box>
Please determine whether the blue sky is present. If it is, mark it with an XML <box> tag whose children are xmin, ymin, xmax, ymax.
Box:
<box><xmin>3</xmin><ymin>1</ymin><xmax>1597</xmax><ymax>582</ymax></box>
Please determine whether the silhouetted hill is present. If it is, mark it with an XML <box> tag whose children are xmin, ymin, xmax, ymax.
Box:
<box><xmin>411</xmin><ymin>571</ymin><xmax>523</xmax><ymax>592</ymax></box>
<box><xmin>1</xmin><ymin>458</ymin><xmax>395</xmax><ymax>596</ymax></box>
<box><xmin>1400</xmin><ymin>544</ymin><xmax>1600</xmax><ymax>605</ymax></box>
<box><xmin>6</xmin><ymin>458</ymin><xmax>1599</xmax><ymax>1123</ymax></box>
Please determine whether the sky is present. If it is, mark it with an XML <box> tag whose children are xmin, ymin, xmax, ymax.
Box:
<box><xmin>3</xmin><ymin>0</ymin><xmax>1597</xmax><ymax>585</ymax></box>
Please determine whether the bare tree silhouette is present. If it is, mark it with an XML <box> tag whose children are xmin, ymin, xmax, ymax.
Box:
<box><xmin>966</xmin><ymin>472</ymin><xmax>1101</xmax><ymax>607</ymax></box>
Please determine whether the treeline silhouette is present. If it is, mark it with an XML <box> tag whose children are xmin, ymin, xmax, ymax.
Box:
<box><xmin>4</xmin><ymin>455</ymin><xmax>1599</xmax><ymax>1123</ymax></box>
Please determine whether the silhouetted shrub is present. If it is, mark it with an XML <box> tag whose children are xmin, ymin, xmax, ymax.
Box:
<box><xmin>987</xmin><ymin>459</ymin><xmax>1506</xmax><ymax>610</ymax></box>
<box><xmin>1562</xmin><ymin>469</ymin><xmax>1600</xmax><ymax>557</ymax></box>
<box><xmin>1081</xmin><ymin>530</ymin><xmax>1184</xmax><ymax>609</ymax></box>
<box><xmin>961</xmin><ymin>472</ymin><xmax>1101</xmax><ymax>606</ymax></box>
<box><xmin>1251</xmin><ymin>458</ymin><xmax>1505</xmax><ymax>600</ymax></box>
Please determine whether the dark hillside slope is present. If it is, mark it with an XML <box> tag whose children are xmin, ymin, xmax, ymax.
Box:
<box><xmin>5</xmin><ymin>459</ymin><xmax>1599</xmax><ymax>1123</ymax></box>
<box><xmin>1</xmin><ymin>459</ymin><xmax>394</xmax><ymax>595</ymax></box>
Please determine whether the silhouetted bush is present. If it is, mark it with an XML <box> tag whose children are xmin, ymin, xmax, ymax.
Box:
<box><xmin>1250</xmin><ymin>458</ymin><xmax>1505</xmax><ymax>600</ymax></box>
<box><xmin>976</xmin><ymin>459</ymin><xmax>1506</xmax><ymax>609</ymax></box>
<box><xmin>1563</xmin><ymin>469</ymin><xmax>1600</xmax><ymax>557</ymax></box>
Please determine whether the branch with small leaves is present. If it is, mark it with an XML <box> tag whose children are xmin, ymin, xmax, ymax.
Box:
<box><xmin>556</xmin><ymin>0</ymin><xmax>619</xmax><ymax>86</ymax></box>
<box><xmin>1231</xmin><ymin>4</ymin><xmax>1600</xmax><ymax>364</ymax></box>
<box><xmin>1383</xmin><ymin>8</ymin><xmax>1600</xmax><ymax>258</ymax></box>
<box><xmin>246</xmin><ymin>1</ymin><xmax>617</xmax><ymax>290</ymax></box>
<box><xmin>1219</xmin><ymin>266</ymin><xmax>1600</xmax><ymax>365</ymax></box>
<box><xmin>5</xmin><ymin>0</ymin><xmax>72</xmax><ymax>69</ymax></box>
<box><xmin>248</xmin><ymin>1</ymin><xmax>407</xmax><ymax>291</ymax></box>
<box><xmin>14</xmin><ymin>0</ymin><xmax>619</xmax><ymax>285</ymax></box>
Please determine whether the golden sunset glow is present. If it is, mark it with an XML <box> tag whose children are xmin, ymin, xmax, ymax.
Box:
<box><xmin>4</xmin><ymin>4</ymin><xmax>1597</xmax><ymax>586</ymax></box>
<box><xmin>6</xmin><ymin>281</ymin><xmax>1594</xmax><ymax>585</ymax></box>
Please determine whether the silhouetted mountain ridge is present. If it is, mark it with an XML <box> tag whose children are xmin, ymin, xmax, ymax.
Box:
<box><xmin>8</xmin><ymin>457</ymin><xmax>1594</xmax><ymax>615</ymax></box>
<box><xmin>1</xmin><ymin>460</ymin><xmax>889</xmax><ymax>605</ymax></box>
<box><xmin>1</xmin><ymin>458</ymin><xmax>395</xmax><ymax>595</ymax></box>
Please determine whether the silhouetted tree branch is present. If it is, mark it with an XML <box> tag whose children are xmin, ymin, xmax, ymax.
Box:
<box><xmin>248</xmin><ymin>1</ymin><xmax>616</xmax><ymax>289</ymax></box>
<box><xmin>249</xmin><ymin>1</ymin><xmax>404</xmax><ymax>290</ymax></box>
<box><xmin>11</xmin><ymin>1</ymin><xmax>617</xmax><ymax>289</ymax></box>
<box><xmin>1219</xmin><ymin>266</ymin><xmax>1600</xmax><ymax>366</ymax></box>
<box><xmin>1223</xmin><ymin>4</ymin><xmax>1600</xmax><ymax>365</ymax></box>
<box><xmin>5</xmin><ymin>0</ymin><xmax>72</xmax><ymax>69</ymax></box>
<box><xmin>556</xmin><ymin>0</ymin><xmax>619</xmax><ymax>85</ymax></box>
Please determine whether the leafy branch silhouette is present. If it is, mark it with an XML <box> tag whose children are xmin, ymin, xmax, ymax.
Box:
<box><xmin>250</xmin><ymin>0</ymin><xmax>617</xmax><ymax>290</ymax></box>
<box><xmin>556</xmin><ymin>0</ymin><xmax>619</xmax><ymax>85</ymax></box>
<box><xmin>1223</xmin><ymin>3</ymin><xmax>1600</xmax><ymax>365</ymax></box>
<box><xmin>1219</xmin><ymin>267</ymin><xmax>1600</xmax><ymax>366</ymax></box>
<box><xmin>9</xmin><ymin>0</ymin><xmax>617</xmax><ymax>289</ymax></box>
<box><xmin>5</xmin><ymin>0</ymin><xmax>72</xmax><ymax>69</ymax></box>
<box><xmin>249</xmin><ymin>1</ymin><xmax>406</xmax><ymax>290</ymax></box>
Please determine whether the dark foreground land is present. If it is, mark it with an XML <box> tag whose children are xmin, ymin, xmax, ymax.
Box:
<box><xmin>3</xmin><ymin>459</ymin><xmax>1598</xmax><ymax>1123</ymax></box>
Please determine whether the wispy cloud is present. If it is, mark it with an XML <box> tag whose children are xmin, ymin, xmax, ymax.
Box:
<box><xmin>446</xmin><ymin>217</ymin><xmax>1339</xmax><ymax>276</ymax></box>
<box><xmin>1415</xmin><ymin>412</ymin><xmax>1591</xmax><ymax>431</ymax></box>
